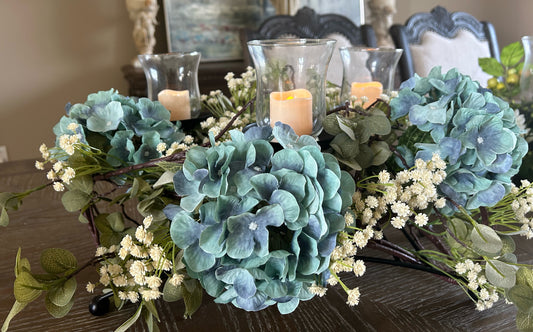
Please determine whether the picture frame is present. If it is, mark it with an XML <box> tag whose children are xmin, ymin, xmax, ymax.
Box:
<box><xmin>163</xmin><ymin>0</ymin><xmax>275</xmax><ymax>62</ymax></box>
<box><xmin>297</xmin><ymin>0</ymin><xmax>365</xmax><ymax>25</ymax></box>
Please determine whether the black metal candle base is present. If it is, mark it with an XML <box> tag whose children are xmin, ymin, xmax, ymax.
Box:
<box><xmin>89</xmin><ymin>291</ymin><xmax>113</xmax><ymax>316</ymax></box>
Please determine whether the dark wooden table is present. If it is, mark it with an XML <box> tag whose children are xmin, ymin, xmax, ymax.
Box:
<box><xmin>0</xmin><ymin>160</ymin><xmax>524</xmax><ymax>331</ymax></box>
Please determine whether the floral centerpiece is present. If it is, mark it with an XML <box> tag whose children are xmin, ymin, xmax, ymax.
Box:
<box><xmin>2</xmin><ymin>64</ymin><xmax>533</xmax><ymax>332</ymax></box>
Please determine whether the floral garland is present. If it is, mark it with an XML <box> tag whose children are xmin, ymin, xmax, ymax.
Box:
<box><xmin>2</xmin><ymin>66</ymin><xmax>533</xmax><ymax>332</ymax></box>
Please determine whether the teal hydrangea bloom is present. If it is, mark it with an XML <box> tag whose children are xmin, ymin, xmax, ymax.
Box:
<box><xmin>53</xmin><ymin>89</ymin><xmax>185</xmax><ymax>166</ymax></box>
<box><xmin>391</xmin><ymin>67</ymin><xmax>528</xmax><ymax>213</ymax></box>
<box><xmin>165</xmin><ymin>124</ymin><xmax>355</xmax><ymax>314</ymax></box>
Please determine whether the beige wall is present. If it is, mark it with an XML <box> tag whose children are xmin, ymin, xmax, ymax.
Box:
<box><xmin>0</xmin><ymin>1</ymin><xmax>137</xmax><ymax>161</ymax></box>
<box><xmin>1</xmin><ymin>1</ymin><xmax>532</xmax><ymax>161</ymax></box>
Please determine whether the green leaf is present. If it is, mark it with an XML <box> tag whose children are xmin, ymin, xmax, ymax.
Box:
<box><xmin>66</xmin><ymin>175</ymin><xmax>93</xmax><ymax>195</ymax></box>
<box><xmin>478</xmin><ymin>57</ymin><xmax>504</xmax><ymax>76</ymax></box>
<box><xmin>163</xmin><ymin>279</ymin><xmax>183</xmax><ymax>302</ymax></box>
<box><xmin>47</xmin><ymin>277</ymin><xmax>77</xmax><ymax>307</ymax></box>
<box><xmin>61</xmin><ymin>189</ymin><xmax>91</xmax><ymax>212</ymax></box>
<box><xmin>15</xmin><ymin>248</ymin><xmax>31</xmax><ymax>277</ymax></box>
<box><xmin>40</xmin><ymin>248</ymin><xmax>77</xmax><ymax>274</ymax></box>
<box><xmin>517</xmin><ymin>310</ymin><xmax>533</xmax><ymax>332</ymax></box>
<box><xmin>0</xmin><ymin>192</ymin><xmax>21</xmax><ymax>210</ymax></box>
<box><xmin>153</xmin><ymin>171</ymin><xmax>175</xmax><ymax>188</ymax></box>
<box><xmin>45</xmin><ymin>295</ymin><xmax>74</xmax><ymax>318</ymax></box>
<box><xmin>107</xmin><ymin>212</ymin><xmax>125</xmax><ymax>232</ymax></box>
<box><xmin>157</xmin><ymin>161</ymin><xmax>182</xmax><ymax>173</ymax></box>
<box><xmin>508</xmin><ymin>284</ymin><xmax>533</xmax><ymax>312</ymax></box>
<box><xmin>143</xmin><ymin>300</ymin><xmax>160</xmax><ymax>322</ymax></box>
<box><xmin>485</xmin><ymin>259</ymin><xmax>517</xmax><ymax>289</ymax></box>
<box><xmin>115</xmin><ymin>303</ymin><xmax>143</xmax><ymax>332</ymax></box>
<box><xmin>501</xmin><ymin>41</ymin><xmax>524</xmax><ymax>67</ymax></box>
<box><xmin>0</xmin><ymin>207</ymin><xmax>9</xmax><ymax>226</ymax></box>
<box><xmin>1</xmin><ymin>301</ymin><xmax>27</xmax><ymax>332</ymax></box>
<box><xmin>14</xmin><ymin>271</ymin><xmax>43</xmax><ymax>303</ymax></box>
<box><xmin>470</xmin><ymin>224</ymin><xmax>503</xmax><ymax>255</ymax></box>
<box><xmin>182</xmin><ymin>279</ymin><xmax>202</xmax><ymax>318</ymax></box>
<box><xmin>517</xmin><ymin>267</ymin><xmax>533</xmax><ymax>289</ymax></box>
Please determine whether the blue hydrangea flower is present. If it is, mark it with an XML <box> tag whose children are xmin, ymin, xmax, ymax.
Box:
<box><xmin>166</xmin><ymin>124</ymin><xmax>355</xmax><ymax>314</ymax></box>
<box><xmin>391</xmin><ymin>67</ymin><xmax>527</xmax><ymax>213</ymax></box>
<box><xmin>53</xmin><ymin>89</ymin><xmax>185</xmax><ymax>166</ymax></box>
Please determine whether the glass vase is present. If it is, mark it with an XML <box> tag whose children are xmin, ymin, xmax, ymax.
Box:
<box><xmin>339</xmin><ymin>47</ymin><xmax>403</xmax><ymax>108</ymax></box>
<box><xmin>138</xmin><ymin>52</ymin><xmax>201</xmax><ymax>121</ymax></box>
<box><xmin>520</xmin><ymin>36</ymin><xmax>533</xmax><ymax>103</ymax></box>
<box><xmin>247</xmin><ymin>39</ymin><xmax>336</xmax><ymax>137</ymax></box>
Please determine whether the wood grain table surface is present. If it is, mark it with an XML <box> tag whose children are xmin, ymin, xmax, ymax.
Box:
<box><xmin>0</xmin><ymin>159</ymin><xmax>526</xmax><ymax>332</ymax></box>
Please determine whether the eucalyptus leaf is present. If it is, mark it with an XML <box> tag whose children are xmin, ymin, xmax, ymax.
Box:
<box><xmin>485</xmin><ymin>259</ymin><xmax>517</xmax><ymax>289</ymax></box>
<box><xmin>336</xmin><ymin>116</ymin><xmax>356</xmax><ymax>140</ymax></box>
<box><xmin>48</xmin><ymin>277</ymin><xmax>77</xmax><ymax>307</ymax></box>
<box><xmin>61</xmin><ymin>189</ymin><xmax>91</xmax><ymax>212</ymax></box>
<box><xmin>40</xmin><ymin>248</ymin><xmax>77</xmax><ymax>274</ymax></box>
<box><xmin>470</xmin><ymin>224</ymin><xmax>503</xmax><ymax>255</ymax></box>
<box><xmin>14</xmin><ymin>271</ymin><xmax>43</xmax><ymax>303</ymax></box>
<box><xmin>45</xmin><ymin>295</ymin><xmax>74</xmax><ymax>318</ymax></box>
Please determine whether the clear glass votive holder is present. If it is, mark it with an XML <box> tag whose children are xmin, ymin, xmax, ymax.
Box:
<box><xmin>138</xmin><ymin>52</ymin><xmax>202</xmax><ymax>121</ymax></box>
<box><xmin>339</xmin><ymin>47</ymin><xmax>403</xmax><ymax>107</ymax></box>
<box><xmin>247</xmin><ymin>39</ymin><xmax>336</xmax><ymax>137</ymax></box>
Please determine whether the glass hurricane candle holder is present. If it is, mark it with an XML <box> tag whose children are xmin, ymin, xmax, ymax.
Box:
<box><xmin>247</xmin><ymin>39</ymin><xmax>336</xmax><ymax>137</ymax></box>
<box><xmin>520</xmin><ymin>36</ymin><xmax>533</xmax><ymax>103</ymax></box>
<box><xmin>339</xmin><ymin>47</ymin><xmax>403</xmax><ymax>107</ymax></box>
<box><xmin>138</xmin><ymin>52</ymin><xmax>201</xmax><ymax>121</ymax></box>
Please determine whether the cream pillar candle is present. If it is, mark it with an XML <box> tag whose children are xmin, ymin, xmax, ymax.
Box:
<box><xmin>270</xmin><ymin>89</ymin><xmax>313</xmax><ymax>136</ymax></box>
<box><xmin>158</xmin><ymin>89</ymin><xmax>191</xmax><ymax>121</ymax></box>
<box><xmin>351</xmin><ymin>81</ymin><xmax>383</xmax><ymax>106</ymax></box>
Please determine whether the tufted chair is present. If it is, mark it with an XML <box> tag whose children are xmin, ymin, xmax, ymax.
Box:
<box><xmin>390</xmin><ymin>6</ymin><xmax>500</xmax><ymax>85</ymax></box>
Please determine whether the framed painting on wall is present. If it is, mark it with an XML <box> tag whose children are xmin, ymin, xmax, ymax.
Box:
<box><xmin>163</xmin><ymin>0</ymin><xmax>275</xmax><ymax>62</ymax></box>
<box><xmin>297</xmin><ymin>0</ymin><xmax>365</xmax><ymax>25</ymax></box>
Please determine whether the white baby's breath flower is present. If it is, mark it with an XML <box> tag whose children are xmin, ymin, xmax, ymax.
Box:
<box><xmin>353</xmin><ymin>260</ymin><xmax>366</xmax><ymax>277</ymax></box>
<box><xmin>35</xmin><ymin>161</ymin><xmax>45</xmax><ymax>170</ymax></box>
<box><xmin>53</xmin><ymin>182</ymin><xmax>65</xmax><ymax>192</ymax></box>
<box><xmin>156</xmin><ymin>142</ymin><xmax>167</xmax><ymax>152</ymax></box>
<box><xmin>308</xmin><ymin>283</ymin><xmax>327</xmax><ymax>297</ymax></box>
<box><xmin>169</xmin><ymin>273</ymin><xmax>184</xmax><ymax>286</ymax></box>
<box><xmin>346</xmin><ymin>287</ymin><xmax>360</xmax><ymax>306</ymax></box>
<box><xmin>95</xmin><ymin>246</ymin><xmax>107</xmax><ymax>257</ymax></box>
<box><xmin>86</xmin><ymin>282</ymin><xmax>95</xmax><ymax>293</ymax></box>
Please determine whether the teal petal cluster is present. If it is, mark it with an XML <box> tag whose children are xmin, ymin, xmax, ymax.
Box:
<box><xmin>53</xmin><ymin>89</ymin><xmax>185</xmax><ymax>166</ymax></box>
<box><xmin>391</xmin><ymin>67</ymin><xmax>528</xmax><ymax>213</ymax></box>
<box><xmin>165</xmin><ymin>124</ymin><xmax>355</xmax><ymax>314</ymax></box>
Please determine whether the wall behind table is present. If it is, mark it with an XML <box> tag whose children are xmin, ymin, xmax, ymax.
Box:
<box><xmin>0</xmin><ymin>1</ymin><xmax>138</xmax><ymax>161</ymax></box>
<box><xmin>394</xmin><ymin>0</ymin><xmax>533</xmax><ymax>50</ymax></box>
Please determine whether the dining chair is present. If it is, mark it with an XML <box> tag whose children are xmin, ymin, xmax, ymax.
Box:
<box><xmin>242</xmin><ymin>6</ymin><xmax>377</xmax><ymax>85</ymax></box>
<box><xmin>389</xmin><ymin>6</ymin><xmax>500</xmax><ymax>85</ymax></box>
